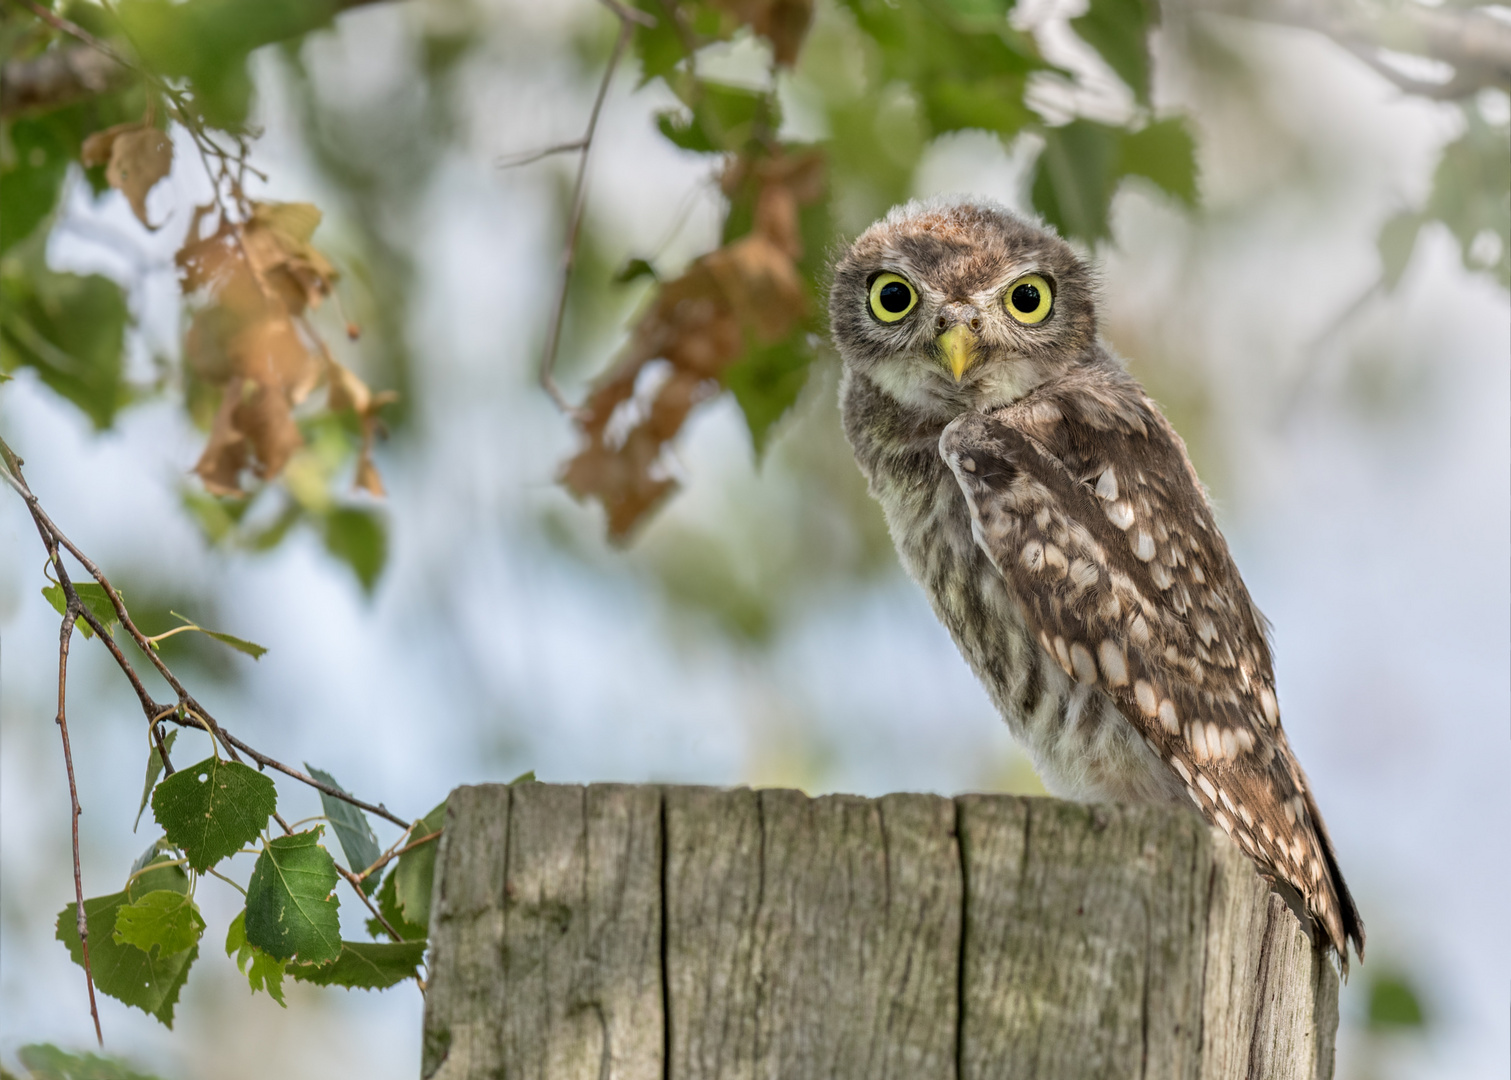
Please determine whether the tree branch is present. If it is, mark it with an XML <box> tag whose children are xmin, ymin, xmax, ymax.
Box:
<box><xmin>536</xmin><ymin>0</ymin><xmax>649</xmax><ymax>415</ymax></box>
<box><xmin>0</xmin><ymin>436</ymin><xmax>410</xmax><ymax>831</ymax></box>
<box><xmin>1</xmin><ymin>44</ymin><xmax>130</xmax><ymax>118</ymax></box>
<box><xmin>1190</xmin><ymin>0</ymin><xmax>1511</xmax><ymax>99</ymax></box>
<box><xmin>51</xmin><ymin>551</ymin><xmax>103</xmax><ymax>1044</ymax></box>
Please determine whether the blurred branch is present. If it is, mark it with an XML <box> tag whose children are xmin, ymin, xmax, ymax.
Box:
<box><xmin>1193</xmin><ymin>0</ymin><xmax>1511</xmax><ymax>99</ymax></box>
<box><xmin>536</xmin><ymin>0</ymin><xmax>655</xmax><ymax>414</ymax></box>
<box><xmin>0</xmin><ymin>0</ymin><xmax>398</xmax><ymax>118</ymax></box>
<box><xmin>0</xmin><ymin>44</ymin><xmax>129</xmax><ymax>117</ymax></box>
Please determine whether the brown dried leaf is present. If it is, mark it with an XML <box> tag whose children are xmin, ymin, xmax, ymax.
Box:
<box><xmin>324</xmin><ymin>357</ymin><xmax>397</xmax><ymax>497</ymax></box>
<box><xmin>561</xmin><ymin>148</ymin><xmax>825</xmax><ymax>539</ymax></box>
<box><xmin>708</xmin><ymin>0</ymin><xmax>814</xmax><ymax>65</ymax></box>
<box><xmin>353</xmin><ymin>454</ymin><xmax>386</xmax><ymax>498</ymax></box>
<box><xmin>80</xmin><ymin>122</ymin><xmax>134</xmax><ymax>167</ymax></box>
<box><xmin>177</xmin><ymin>217</ymin><xmax>243</xmax><ymax>296</ymax></box>
<box><xmin>243</xmin><ymin>201</ymin><xmax>337</xmax><ymax>315</ymax></box>
<box><xmin>194</xmin><ymin>377</ymin><xmax>252</xmax><ymax>496</ymax></box>
<box><xmin>102</xmin><ymin>126</ymin><xmax>173</xmax><ymax>228</ymax></box>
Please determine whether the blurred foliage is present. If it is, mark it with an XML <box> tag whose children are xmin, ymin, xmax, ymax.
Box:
<box><xmin>1380</xmin><ymin>108</ymin><xmax>1510</xmax><ymax>290</ymax></box>
<box><xmin>1</xmin><ymin>0</ymin><xmax>1504</xmax><ymax>596</ymax></box>
<box><xmin>1365</xmin><ymin>970</ymin><xmax>1428</xmax><ymax>1031</ymax></box>
<box><xmin>5</xmin><ymin>1044</ymin><xmax>165</xmax><ymax>1080</ymax></box>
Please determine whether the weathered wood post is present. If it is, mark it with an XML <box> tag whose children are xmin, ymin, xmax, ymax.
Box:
<box><xmin>421</xmin><ymin>784</ymin><xmax>1338</xmax><ymax>1080</ymax></box>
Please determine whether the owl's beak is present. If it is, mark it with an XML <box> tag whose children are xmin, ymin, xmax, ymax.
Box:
<box><xmin>937</xmin><ymin>325</ymin><xmax>978</xmax><ymax>383</ymax></box>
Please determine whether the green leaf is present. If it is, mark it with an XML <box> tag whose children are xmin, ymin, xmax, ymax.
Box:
<box><xmin>1032</xmin><ymin>118</ymin><xmax>1198</xmax><ymax>242</ymax></box>
<box><xmin>135</xmin><ymin>731</ymin><xmax>177</xmax><ymax>831</ymax></box>
<box><xmin>305</xmin><ymin>764</ymin><xmax>381</xmax><ymax>880</ymax></box>
<box><xmin>508</xmin><ymin>769</ymin><xmax>537</xmax><ymax>785</ymax></box>
<box><xmin>368</xmin><ymin>867</ymin><xmax>427</xmax><ymax>941</ymax></box>
<box><xmin>1071</xmin><ymin>0</ymin><xmax>1155</xmax><ymax>105</ymax></box>
<box><xmin>225</xmin><ymin>909</ymin><xmax>288</xmax><ymax>1006</ymax></box>
<box><xmin>288</xmin><ymin>940</ymin><xmax>426</xmax><ymax>990</ymax></box>
<box><xmin>393</xmin><ymin>799</ymin><xmax>449</xmax><ymax>932</ymax></box>
<box><xmin>244</xmin><ymin>828</ymin><xmax>342</xmax><ymax>964</ymax></box>
<box><xmin>323</xmin><ymin>507</ymin><xmax>387</xmax><ymax>593</ymax></box>
<box><xmin>613</xmin><ymin>257</ymin><xmax>659</xmax><ymax>284</ymax></box>
<box><xmin>201</xmin><ymin>629</ymin><xmax>269</xmax><ymax>660</ymax></box>
<box><xmin>922</xmin><ymin>75</ymin><xmax>1033</xmax><ymax>140</ymax></box>
<box><xmin>723</xmin><ymin>334</ymin><xmax>816</xmax><ymax>455</ymax></box>
<box><xmin>1419</xmin><ymin>112</ymin><xmax>1510</xmax><ymax>288</ymax></box>
<box><xmin>1</xmin><ymin>256</ymin><xmax>130</xmax><ymax>430</ymax></box>
<box><xmin>15</xmin><ymin>1042</ymin><xmax>166</xmax><ymax>1080</ymax></box>
<box><xmin>1033</xmin><ymin>120</ymin><xmax>1122</xmax><ymax>242</ymax></box>
<box><xmin>631</xmin><ymin>0</ymin><xmax>691</xmax><ymax>84</ymax></box>
<box><xmin>113</xmin><ymin>890</ymin><xmax>206</xmax><ymax>957</ymax></box>
<box><xmin>117</xmin><ymin>0</ymin><xmax>361</xmax><ymax>130</ymax></box>
<box><xmin>1367</xmin><ymin>972</ymin><xmax>1428</xmax><ymax>1030</ymax></box>
<box><xmin>151</xmin><ymin>755</ymin><xmax>277</xmax><ymax>872</ymax></box>
<box><xmin>40</xmin><ymin>582</ymin><xmax>121</xmax><ymax>640</ymax></box>
<box><xmin>1117</xmin><ymin>117</ymin><xmax>1198</xmax><ymax>206</ymax></box>
<box><xmin>657</xmin><ymin>81</ymin><xmax>773</xmax><ymax>154</ymax></box>
<box><xmin>56</xmin><ymin>892</ymin><xmax>197</xmax><ymax>1027</ymax></box>
<box><xmin>126</xmin><ymin>841</ymin><xmax>189</xmax><ymax>899</ymax></box>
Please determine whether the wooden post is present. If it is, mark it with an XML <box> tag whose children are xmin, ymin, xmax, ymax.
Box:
<box><xmin>421</xmin><ymin>784</ymin><xmax>1338</xmax><ymax>1080</ymax></box>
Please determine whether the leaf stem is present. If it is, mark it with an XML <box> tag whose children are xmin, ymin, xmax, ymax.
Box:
<box><xmin>53</xmin><ymin>580</ymin><xmax>103</xmax><ymax>1045</ymax></box>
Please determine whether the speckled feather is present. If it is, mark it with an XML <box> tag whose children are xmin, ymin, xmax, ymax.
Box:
<box><xmin>831</xmin><ymin>197</ymin><xmax>1363</xmax><ymax>966</ymax></box>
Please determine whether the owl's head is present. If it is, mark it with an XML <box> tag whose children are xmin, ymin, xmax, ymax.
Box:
<box><xmin>829</xmin><ymin>198</ymin><xmax>1097</xmax><ymax>418</ymax></box>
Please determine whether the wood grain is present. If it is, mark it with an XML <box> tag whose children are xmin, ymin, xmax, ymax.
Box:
<box><xmin>422</xmin><ymin>784</ymin><xmax>1340</xmax><ymax>1080</ymax></box>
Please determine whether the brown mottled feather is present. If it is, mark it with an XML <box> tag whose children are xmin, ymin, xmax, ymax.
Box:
<box><xmin>830</xmin><ymin>196</ymin><xmax>1363</xmax><ymax>969</ymax></box>
<box><xmin>940</xmin><ymin>362</ymin><xmax>1364</xmax><ymax>963</ymax></box>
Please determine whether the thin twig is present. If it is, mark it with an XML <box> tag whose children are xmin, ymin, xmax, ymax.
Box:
<box><xmin>538</xmin><ymin>4</ymin><xmax>643</xmax><ymax>414</ymax></box>
<box><xmin>496</xmin><ymin>138</ymin><xmax>588</xmax><ymax>169</ymax></box>
<box><xmin>2</xmin><ymin>438</ymin><xmax>411</xmax><ymax>827</ymax></box>
<box><xmin>337</xmin><ymin>866</ymin><xmax>405</xmax><ymax>942</ymax></box>
<box><xmin>53</xmin><ymin>578</ymin><xmax>103</xmax><ymax>1045</ymax></box>
<box><xmin>219</xmin><ymin>732</ymin><xmax>409</xmax><ymax>828</ymax></box>
<box><xmin>354</xmin><ymin>828</ymin><xmax>441</xmax><ymax>884</ymax></box>
<box><xmin>12</xmin><ymin>0</ymin><xmax>137</xmax><ymax>75</ymax></box>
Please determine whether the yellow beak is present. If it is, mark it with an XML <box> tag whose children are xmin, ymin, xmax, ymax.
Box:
<box><xmin>937</xmin><ymin>325</ymin><xmax>978</xmax><ymax>383</ymax></box>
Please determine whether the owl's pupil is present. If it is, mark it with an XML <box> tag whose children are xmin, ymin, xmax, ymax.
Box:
<box><xmin>1012</xmin><ymin>283</ymin><xmax>1041</xmax><ymax>313</ymax></box>
<box><xmin>879</xmin><ymin>281</ymin><xmax>912</xmax><ymax>313</ymax></box>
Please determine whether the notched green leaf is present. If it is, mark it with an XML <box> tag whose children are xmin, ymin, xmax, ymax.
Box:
<box><xmin>113</xmin><ymin>890</ymin><xmax>205</xmax><ymax>957</ymax></box>
<box><xmin>56</xmin><ymin>892</ymin><xmax>196</xmax><ymax>1027</ymax></box>
<box><xmin>40</xmin><ymin>582</ymin><xmax>121</xmax><ymax>640</ymax></box>
<box><xmin>288</xmin><ymin>940</ymin><xmax>426</xmax><ymax>990</ymax></box>
<box><xmin>244</xmin><ymin>828</ymin><xmax>342</xmax><ymax>965</ymax></box>
<box><xmin>225</xmin><ymin>909</ymin><xmax>288</xmax><ymax>1006</ymax></box>
<box><xmin>152</xmin><ymin>755</ymin><xmax>277</xmax><ymax>872</ymax></box>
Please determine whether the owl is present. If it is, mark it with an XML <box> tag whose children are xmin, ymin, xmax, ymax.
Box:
<box><xmin>829</xmin><ymin>197</ymin><xmax>1363</xmax><ymax>965</ymax></box>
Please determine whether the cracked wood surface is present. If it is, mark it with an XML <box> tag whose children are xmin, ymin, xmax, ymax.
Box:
<box><xmin>422</xmin><ymin>784</ymin><xmax>1337</xmax><ymax>1080</ymax></box>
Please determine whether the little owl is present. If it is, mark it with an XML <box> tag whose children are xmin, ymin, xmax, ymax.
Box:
<box><xmin>830</xmin><ymin>197</ymin><xmax>1363</xmax><ymax>964</ymax></box>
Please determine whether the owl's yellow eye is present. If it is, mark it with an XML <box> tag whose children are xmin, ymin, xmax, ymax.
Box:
<box><xmin>869</xmin><ymin>273</ymin><xmax>918</xmax><ymax>322</ymax></box>
<box><xmin>1006</xmin><ymin>274</ymin><xmax>1052</xmax><ymax>325</ymax></box>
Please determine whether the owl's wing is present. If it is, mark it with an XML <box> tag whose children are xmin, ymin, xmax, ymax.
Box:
<box><xmin>940</xmin><ymin>368</ymin><xmax>1363</xmax><ymax>964</ymax></box>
